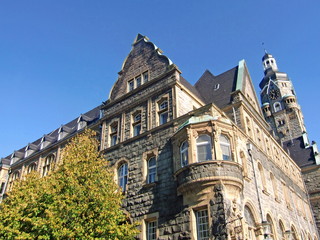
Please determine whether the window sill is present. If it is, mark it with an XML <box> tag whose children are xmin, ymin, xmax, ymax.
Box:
<box><xmin>143</xmin><ymin>182</ymin><xmax>157</xmax><ymax>189</ymax></box>
<box><xmin>262</xmin><ymin>189</ymin><xmax>270</xmax><ymax>196</ymax></box>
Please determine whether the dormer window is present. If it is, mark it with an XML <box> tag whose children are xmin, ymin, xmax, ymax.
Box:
<box><xmin>77</xmin><ymin>120</ymin><xmax>87</xmax><ymax>130</ymax></box>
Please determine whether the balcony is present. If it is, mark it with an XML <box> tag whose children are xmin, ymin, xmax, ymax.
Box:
<box><xmin>175</xmin><ymin>161</ymin><xmax>243</xmax><ymax>194</ymax></box>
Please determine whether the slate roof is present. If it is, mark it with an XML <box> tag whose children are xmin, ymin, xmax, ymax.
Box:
<box><xmin>4</xmin><ymin>106</ymin><xmax>101</xmax><ymax>162</ymax></box>
<box><xmin>194</xmin><ymin>67</ymin><xmax>238</xmax><ymax>109</ymax></box>
<box><xmin>179</xmin><ymin>76</ymin><xmax>205</xmax><ymax>103</ymax></box>
<box><xmin>283</xmin><ymin>136</ymin><xmax>315</xmax><ymax>168</ymax></box>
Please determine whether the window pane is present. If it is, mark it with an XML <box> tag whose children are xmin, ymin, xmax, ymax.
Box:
<box><xmin>196</xmin><ymin>209</ymin><xmax>209</xmax><ymax>240</ymax></box>
<box><xmin>196</xmin><ymin>135</ymin><xmax>212</xmax><ymax>162</ymax></box>
<box><xmin>134</xmin><ymin>113</ymin><xmax>141</xmax><ymax>122</ymax></box>
<box><xmin>160</xmin><ymin>112</ymin><xmax>168</xmax><ymax>125</ymax></box>
<box><xmin>180</xmin><ymin>141</ymin><xmax>189</xmax><ymax>167</ymax></box>
<box><xmin>147</xmin><ymin>220</ymin><xmax>156</xmax><ymax>240</ymax></box>
<box><xmin>143</xmin><ymin>72</ymin><xmax>149</xmax><ymax>83</ymax></box>
<box><xmin>118</xmin><ymin>164</ymin><xmax>128</xmax><ymax>192</ymax></box>
<box><xmin>148</xmin><ymin>157</ymin><xmax>156</xmax><ymax>183</ymax></box>
<box><xmin>133</xmin><ymin>124</ymin><xmax>141</xmax><ymax>137</ymax></box>
<box><xmin>159</xmin><ymin>101</ymin><xmax>168</xmax><ymax>110</ymax></box>
<box><xmin>136</xmin><ymin>76</ymin><xmax>141</xmax><ymax>87</ymax></box>
<box><xmin>111</xmin><ymin>134</ymin><xmax>117</xmax><ymax>146</ymax></box>
<box><xmin>220</xmin><ymin>135</ymin><xmax>231</xmax><ymax>161</ymax></box>
<box><xmin>128</xmin><ymin>80</ymin><xmax>134</xmax><ymax>91</ymax></box>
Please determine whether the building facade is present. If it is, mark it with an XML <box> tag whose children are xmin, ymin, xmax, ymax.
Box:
<box><xmin>259</xmin><ymin>52</ymin><xmax>320</xmax><ymax>233</ymax></box>
<box><xmin>0</xmin><ymin>34</ymin><xmax>319</xmax><ymax>240</ymax></box>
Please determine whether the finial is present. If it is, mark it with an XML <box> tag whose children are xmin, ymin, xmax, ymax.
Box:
<box><xmin>262</xmin><ymin>42</ymin><xmax>267</xmax><ymax>54</ymax></box>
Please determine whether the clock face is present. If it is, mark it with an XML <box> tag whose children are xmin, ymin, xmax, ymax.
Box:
<box><xmin>269</xmin><ymin>89</ymin><xmax>280</xmax><ymax>100</ymax></box>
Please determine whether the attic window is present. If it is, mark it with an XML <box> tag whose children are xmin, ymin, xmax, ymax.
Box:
<box><xmin>128</xmin><ymin>80</ymin><xmax>134</xmax><ymax>91</ymax></box>
<box><xmin>127</xmin><ymin>71</ymin><xmax>149</xmax><ymax>92</ymax></box>
<box><xmin>213</xmin><ymin>84</ymin><xmax>220</xmax><ymax>91</ymax></box>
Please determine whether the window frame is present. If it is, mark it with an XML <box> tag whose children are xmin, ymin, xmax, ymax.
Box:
<box><xmin>158</xmin><ymin>99</ymin><xmax>169</xmax><ymax>125</ymax></box>
<box><xmin>43</xmin><ymin>154</ymin><xmax>55</xmax><ymax>177</ymax></box>
<box><xmin>196</xmin><ymin>134</ymin><xmax>212</xmax><ymax>162</ymax></box>
<box><xmin>132</xmin><ymin>112</ymin><xmax>142</xmax><ymax>137</ymax></box>
<box><xmin>219</xmin><ymin>134</ymin><xmax>232</xmax><ymax>161</ymax></box>
<box><xmin>118</xmin><ymin>163</ymin><xmax>128</xmax><ymax>192</ymax></box>
<box><xmin>109</xmin><ymin>121</ymin><xmax>119</xmax><ymax>147</ymax></box>
<box><xmin>195</xmin><ymin>208</ymin><xmax>210</xmax><ymax>240</ymax></box>
<box><xmin>180</xmin><ymin>140</ymin><xmax>189</xmax><ymax>167</ymax></box>
<box><xmin>147</xmin><ymin>157</ymin><xmax>157</xmax><ymax>184</ymax></box>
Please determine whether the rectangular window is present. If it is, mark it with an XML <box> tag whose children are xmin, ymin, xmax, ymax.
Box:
<box><xmin>133</xmin><ymin>124</ymin><xmax>141</xmax><ymax>137</ymax></box>
<box><xmin>136</xmin><ymin>76</ymin><xmax>141</xmax><ymax>87</ymax></box>
<box><xmin>133</xmin><ymin>113</ymin><xmax>142</xmax><ymax>137</ymax></box>
<box><xmin>196</xmin><ymin>209</ymin><xmax>209</xmax><ymax>240</ymax></box>
<box><xmin>146</xmin><ymin>220</ymin><xmax>157</xmax><ymax>240</ymax></box>
<box><xmin>128</xmin><ymin>80</ymin><xmax>134</xmax><ymax>91</ymax></box>
<box><xmin>147</xmin><ymin>157</ymin><xmax>156</xmax><ymax>184</ymax></box>
<box><xmin>143</xmin><ymin>71</ymin><xmax>149</xmax><ymax>83</ymax></box>
<box><xmin>159</xmin><ymin>112</ymin><xmax>168</xmax><ymax>125</ymax></box>
<box><xmin>110</xmin><ymin>123</ymin><xmax>118</xmax><ymax>146</ymax></box>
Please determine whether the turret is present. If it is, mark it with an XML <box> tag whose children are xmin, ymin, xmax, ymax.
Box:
<box><xmin>262</xmin><ymin>52</ymin><xmax>278</xmax><ymax>75</ymax></box>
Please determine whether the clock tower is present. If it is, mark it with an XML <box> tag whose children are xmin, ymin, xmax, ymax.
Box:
<box><xmin>259</xmin><ymin>52</ymin><xmax>306</xmax><ymax>143</ymax></box>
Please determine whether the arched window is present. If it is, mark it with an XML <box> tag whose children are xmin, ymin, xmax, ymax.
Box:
<box><xmin>27</xmin><ymin>163</ymin><xmax>37</xmax><ymax>174</ymax></box>
<box><xmin>270</xmin><ymin>173</ymin><xmax>278</xmax><ymax>200</ymax></box>
<box><xmin>180</xmin><ymin>141</ymin><xmax>189</xmax><ymax>167</ymax></box>
<box><xmin>147</xmin><ymin>157</ymin><xmax>156</xmax><ymax>184</ymax></box>
<box><xmin>244</xmin><ymin>206</ymin><xmax>256</xmax><ymax>240</ymax></box>
<box><xmin>196</xmin><ymin>135</ymin><xmax>212</xmax><ymax>162</ymax></box>
<box><xmin>279</xmin><ymin>220</ymin><xmax>286</xmax><ymax>240</ymax></box>
<box><xmin>43</xmin><ymin>154</ymin><xmax>55</xmax><ymax>177</ymax></box>
<box><xmin>291</xmin><ymin>226</ymin><xmax>298</xmax><ymax>240</ymax></box>
<box><xmin>266</xmin><ymin>215</ymin><xmax>275</xmax><ymax>239</ymax></box>
<box><xmin>118</xmin><ymin>163</ymin><xmax>128</xmax><ymax>192</ymax></box>
<box><xmin>258</xmin><ymin>163</ymin><xmax>267</xmax><ymax>192</ymax></box>
<box><xmin>274</xmin><ymin>102</ymin><xmax>282</xmax><ymax>112</ymax></box>
<box><xmin>219</xmin><ymin>134</ymin><xmax>232</xmax><ymax>160</ymax></box>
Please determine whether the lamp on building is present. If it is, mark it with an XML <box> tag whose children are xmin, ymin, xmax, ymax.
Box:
<box><xmin>261</xmin><ymin>221</ymin><xmax>272</xmax><ymax>240</ymax></box>
<box><xmin>284</xmin><ymin>230</ymin><xmax>291</xmax><ymax>240</ymax></box>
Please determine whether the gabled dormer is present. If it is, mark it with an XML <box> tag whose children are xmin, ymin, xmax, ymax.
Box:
<box><xmin>24</xmin><ymin>143</ymin><xmax>38</xmax><ymax>158</ymax></box>
<box><xmin>77</xmin><ymin>114</ymin><xmax>94</xmax><ymax>130</ymax></box>
<box><xmin>40</xmin><ymin>135</ymin><xmax>55</xmax><ymax>150</ymax></box>
<box><xmin>10</xmin><ymin>151</ymin><xmax>24</xmax><ymax>164</ymax></box>
<box><xmin>58</xmin><ymin>125</ymin><xmax>73</xmax><ymax>141</ymax></box>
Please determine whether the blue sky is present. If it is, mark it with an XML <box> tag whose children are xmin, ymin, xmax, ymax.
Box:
<box><xmin>1</xmin><ymin>1</ymin><xmax>319</xmax><ymax>158</ymax></box>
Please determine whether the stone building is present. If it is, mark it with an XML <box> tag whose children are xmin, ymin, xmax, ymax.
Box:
<box><xmin>0</xmin><ymin>34</ymin><xmax>319</xmax><ymax>240</ymax></box>
<box><xmin>259</xmin><ymin>52</ymin><xmax>320</xmax><ymax>233</ymax></box>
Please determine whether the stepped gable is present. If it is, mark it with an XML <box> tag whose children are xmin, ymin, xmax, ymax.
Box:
<box><xmin>109</xmin><ymin>34</ymin><xmax>174</xmax><ymax>101</ymax></box>
<box><xmin>195</xmin><ymin>67</ymin><xmax>238</xmax><ymax>108</ymax></box>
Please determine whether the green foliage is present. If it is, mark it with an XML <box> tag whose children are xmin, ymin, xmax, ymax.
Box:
<box><xmin>0</xmin><ymin>129</ymin><xmax>139</xmax><ymax>239</ymax></box>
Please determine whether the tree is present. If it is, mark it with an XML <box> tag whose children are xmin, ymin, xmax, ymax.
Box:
<box><xmin>0</xmin><ymin>129</ymin><xmax>138</xmax><ymax>239</ymax></box>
